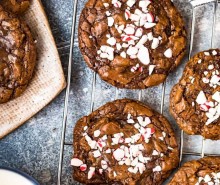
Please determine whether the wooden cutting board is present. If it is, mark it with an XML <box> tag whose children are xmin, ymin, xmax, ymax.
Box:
<box><xmin>0</xmin><ymin>0</ymin><xmax>66</xmax><ymax>139</ymax></box>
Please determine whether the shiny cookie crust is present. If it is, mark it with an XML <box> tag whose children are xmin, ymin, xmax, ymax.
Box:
<box><xmin>72</xmin><ymin>99</ymin><xmax>179</xmax><ymax>185</ymax></box>
<box><xmin>170</xmin><ymin>49</ymin><xmax>220</xmax><ymax>140</ymax></box>
<box><xmin>78</xmin><ymin>0</ymin><xmax>187</xmax><ymax>89</ymax></box>
<box><xmin>168</xmin><ymin>157</ymin><xmax>220</xmax><ymax>185</ymax></box>
<box><xmin>0</xmin><ymin>5</ymin><xmax>36</xmax><ymax>104</ymax></box>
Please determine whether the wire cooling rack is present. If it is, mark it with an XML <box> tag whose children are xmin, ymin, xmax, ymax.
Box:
<box><xmin>57</xmin><ymin>0</ymin><xmax>220</xmax><ymax>184</ymax></box>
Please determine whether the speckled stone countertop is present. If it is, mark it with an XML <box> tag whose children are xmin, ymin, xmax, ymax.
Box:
<box><xmin>0</xmin><ymin>0</ymin><xmax>220</xmax><ymax>185</ymax></box>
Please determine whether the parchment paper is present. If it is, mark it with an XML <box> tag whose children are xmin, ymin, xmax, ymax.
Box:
<box><xmin>0</xmin><ymin>0</ymin><xmax>66</xmax><ymax>139</ymax></box>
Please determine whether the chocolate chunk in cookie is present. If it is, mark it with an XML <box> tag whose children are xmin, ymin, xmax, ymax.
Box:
<box><xmin>78</xmin><ymin>0</ymin><xmax>187</xmax><ymax>89</ymax></box>
<box><xmin>0</xmin><ymin>5</ymin><xmax>36</xmax><ymax>104</ymax></box>
<box><xmin>170</xmin><ymin>49</ymin><xmax>220</xmax><ymax>140</ymax></box>
<box><xmin>168</xmin><ymin>157</ymin><xmax>220</xmax><ymax>185</ymax></box>
<box><xmin>72</xmin><ymin>99</ymin><xmax>179</xmax><ymax>185</ymax></box>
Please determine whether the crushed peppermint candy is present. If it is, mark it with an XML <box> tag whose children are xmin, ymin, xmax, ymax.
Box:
<box><xmin>195</xmin><ymin>172</ymin><xmax>220</xmax><ymax>185</ymax></box>
<box><xmin>196</xmin><ymin>91</ymin><xmax>207</xmax><ymax>105</ymax></box>
<box><xmin>80</xmin><ymin>164</ymin><xmax>87</xmax><ymax>171</ymax></box>
<box><xmin>94</xmin><ymin>130</ymin><xmax>101</xmax><ymax>137</ymax></box>
<box><xmin>88</xmin><ymin>167</ymin><xmax>95</xmax><ymax>179</ymax></box>
<box><xmin>96</xmin><ymin>0</ymin><xmax>161</xmax><ymax>75</ymax></box>
<box><xmin>153</xmin><ymin>166</ymin><xmax>162</xmax><ymax>172</ymax></box>
<box><xmin>195</xmin><ymin>58</ymin><xmax>220</xmax><ymax>125</ymax></box>
<box><xmin>164</xmin><ymin>48</ymin><xmax>173</xmax><ymax>58</ymax></box>
<box><xmin>71</xmin><ymin>158</ymin><xmax>83</xmax><ymax>167</ymax></box>
<box><xmin>74</xmin><ymin>111</ymin><xmax>172</xmax><ymax>179</ymax></box>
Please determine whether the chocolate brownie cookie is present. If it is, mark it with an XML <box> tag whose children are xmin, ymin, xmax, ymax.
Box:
<box><xmin>168</xmin><ymin>157</ymin><xmax>220</xmax><ymax>185</ymax></box>
<box><xmin>1</xmin><ymin>0</ymin><xmax>30</xmax><ymax>14</ymax></box>
<box><xmin>0</xmin><ymin>5</ymin><xmax>36</xmax><ymax>104</ymax></box>
<box><xmin>170</xmin><ymin>49</ymin><xmax>220</xmax><ymax>140</ymax></box>
<box><xmin>78</xmin><ymin>0</ymin><xmax>187</xmax><ymax>89</ymax></box>
<box><xmin>71</xmin><ymin>99</ymin><xmax>179</xmax><ymax>184</ymax></box>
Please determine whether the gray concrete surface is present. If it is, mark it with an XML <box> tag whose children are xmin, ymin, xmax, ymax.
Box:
<box><xmin>0</xmin><ymin>0</ymin><xmax>220</xmax><ymax>185</ymax></box>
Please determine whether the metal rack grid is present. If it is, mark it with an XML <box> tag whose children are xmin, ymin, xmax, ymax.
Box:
<box><xmin>57</xmin><ymin>0</ymin><xmax>220</xmax><ymax>184</ymax></box>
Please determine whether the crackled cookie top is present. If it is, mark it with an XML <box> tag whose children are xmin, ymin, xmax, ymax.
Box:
<box><xmin>72</xmin><ymin>99</ymin><xmax>179</xmax><ymax>185</ymax></box>
<box><xmin>78</xmin><ymin>0</ymin><xmax>186</xmax><ymax>89</ymax></box>
<box><xmin>1</xmin><ymin>0</ymin><xmax>30</xmax><ymax>14</ymax></box>
<box><xmin>168</xmin><ymin>157</ymin><xmax>220</xmax><ymax>185</ymax></box>
<box><xmin>0</xmin><ymin>5</ymin><xmax>36</xmax><ymax>104</ymax></box>
<box><xmin>170</xmin><ymin>49</ymin><xmax>220</xmax><ymax>140</ymax></box>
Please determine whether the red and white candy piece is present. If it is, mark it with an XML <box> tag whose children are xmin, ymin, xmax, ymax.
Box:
<box><xmin>93</xmin><ymin>150</ymin><xmax>101</xmax><ymax>158</ymax></box>
<box><xmin>212</xmin><ymin>91</ymin><xmax>220</xmax><ymax>103</ymax></box>
<box><xmin>137</xmin><ymin>162</ymin><xmax>146</xmax><ymax>174</ymax></box>
<box><xmin>101</xmin><ymin>160</ymin><xmax>108</xmax><ymax>169</ymax></box>
<box><xmin>144</xmin><ymin>22</ymin><xmax>156</xmax><ymax>29</ymax></box>
<box><xmin>80</xmin><ymin>164</ymin><xmax>87</xmax><ymax>171</ymax></box>
<box><xmin>152</xmin><ymin>150</ymin><xmax>159</xmax><ymax>155</ymax></box>
<box><xmin>135</xmin><ymin>28</ymin><xmax>143</xmax><ymax>37</ymax></box>
<box><xmin>103</xmin><ymin>3</ymin><xmax>109</xmax><ymax>8</ymax></box>
<box><xmin>113</xmin><ymin>0</ymin><xmax>122</xmax><ymax>8</ymax></box>
<box><xmin>127</xmin><ymin>118</ymin><xmax>135</xmax><ymax>124</ymax></box>
<box><xmin>127</xmin><ymin>0</ymin><xmax>136</xmax><ymax>7</ymax></box>
<box><xmin>130</xmin><ymin>14</ymin><xmax>140</xmax><ymax>22</ymax></box>
<box><xmin>102</xmin><ymin>135</ymin><xmax>108</xmax><ymax>140</ymax></box>
<box><xmin>206</xmin><ymin>114</ymin><xmax>219</xmax><ymax>125</ymax></box>
<box><xmin>204</xmin><ymin>174</ymin><xmax>211</xmax><ymax>182</ymax></box>
<box><xmin>125</xmin><ymin>9</ymin><xmax>131</xmax><ymax>20</ymax></box>
<box><xmin>106</xmin><ymin>10</ymin><xmax>111</xmax><ymax>16</ymax></box>
<box><xmin>202</xmin><ymin>77</ymin><xmax>209</xmax><ymax>84</ymax></box>
<box><xmin>107</xmin><ymin>37</ymin><xmax>117</xmax><ymax>46</ymax></box>
<box><xmin>124</xmin><ymin>25</ymin><xmax>135</xmax><ymax>35</ymax></box>
<box><xmin>196</xmin><ymin>91</ymin><xmax>207</xmax><ymax>105</ymax></box>
<box><xmin>149</xmin><ymin>65</ymin><xmax>156</xmax><ymax>75</ymax></box>
<box><xmin>147</xmin><ymin>32</ymin><xmax>153</xmax><ymax>41</ymax></box>
<box><xmin>125</xmin><ymin>158</ymin><xmax>131</xmax><ymax>165</ymax></box>
<box><xmin>127</xmin><ymin>47</ymin><xmax>138</xmax><ymax>56</ymax></box>
<box><xmin>212</xmin><ymin>50</ymin><xmax>217</xmax><ymax>55</ymax></box>
<box><xmin>85</xmin><ymin>135</ymin><xmax>92</xmax><ymax>142</ymax></box>
<box><xmin>131</xmin><ymin>133</ymin><xmax>141</xmax><ymax>143</ymax></box>
<box><xmin>208</xmin><ymin>64</ymin><xmax>214</xmax><ymax>70</ymax></box>
<box><xmin>210</xmin><ymin>75</ymin><xmax>220</xmax><ymax>84</ymax></box>
<box><xmin>131</xmin><ymin>157</ymin><xmax>139</xmax><ymax>167</ymax></box>
<box><xmin>116</xmin><ymin>43</ymin><xmax>122</xmax><ymax>51</ymax></box>
<box><xmin>125</xmin><ymin>138</ymin><xmax>132</xmax><ymax>143</ymax></box>
<box><xmin>137</xmin><ymin>46</ymin><xmax>150</xmax><ymax>65</ymax></box>
<box><xmin>71</xmin><ymin>158</ymin><xmax>83</xmax><ymax>167</ymax></box>
<box><xmin>138</xmin><ymin>153</ymin><xmax>145</xmax><ymax>163</ymax></box>
<box><xmin>151</xmin><ymin>38</ymin><xmax>159</xmax><ymax>49</ymax></box>
<box><xmin>146</xmin><ymin>12</ymin><xmax>154</xmax><ymax>23</ymax></box>
<box><xmin>204</xmin><ymin>52</ymin><xmax>210</xmax><ymax>56</ymax></box>
<box><xmin>200</xmin><ymin>104</ymin><xmax>210</xmax><ymax>112</ymax></box>
<box><xmin>105</xmin><ymin>148</ymin><xmax>111</xmax><ymax>154</ymax></box>
<box><xmin>107</xmin><ymin>17</ymin><xmax>114</xmax><ymax>27</ymax></box>
<box><xmin>162</xmin><ymin>132</ymin><xmax>166</xmax><ymax>137</ymax></box>
<box><xmin>88</xmin><ymin>167</ymin><xmax>95</xmax><ymax>179</ymax></box>
<box><xmin>153</xmin><ymin>166</ymin><xmax>162</xmax><ymax>172</ymax></box>
<box><xmin>94</xmin><ymin>130</ymin><xmax>101</xmax><ymax>137</ymax></box>
<box><xmin>88</xmin><ymin>140</ymin><xmax>97</xmax><ymax>149</ymax></box>
<box><xmin>198</xmin><ymin>59</ymin><xmax>202</xmax><ymax>64</ymax></box>
<box><xmin>120</xmin><ymin>51</ymin><xmax>126</xmax><ymax>58</ymax></box>
<box><xmin>135</xmin><ymin>9</ymin><xmax>143</xmax><ymax>16</ymax></box>
<box><xmin>113</xmin><ymin>148</ymin><xmax>125</xmax><ymax>161</ymax></box>
<box><xmin>204</xmin><ymin>71</ymin><xmax>208</xmax><ymax>76</ymax></box>
<box><xmin>99</xmin><ymin>169</ymin><xmax>103</xmax><ymax>174</ymax></box>
<box><xmin>164</xmin><ymin>48</ymin><xmax>173</xmax><ymax>58</ymax></box>
<box><xmin>146</xmin><ymin>127</ymin><xmax>155</xmax><ymax>134</ymax></box>
<box><xmin>135</xmin><ymin>35</ymin><xmax>148</xmax><ymax>48</ymax></box>
<box><xmin>140</xmin><ymin>14</ymin><xmax>148</xmax><ymax>26</ymax></box>
<box><xmin>139</xmin><ymin>0</ymin><xmax>151</xmax><ymax>12</ymax></box>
